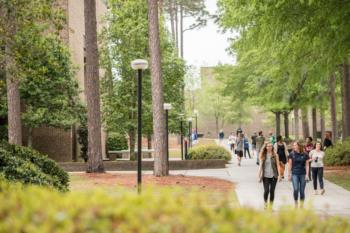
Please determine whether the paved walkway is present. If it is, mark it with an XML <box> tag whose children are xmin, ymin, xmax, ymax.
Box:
<box><xmin>168</xmin><ymin>139</ymin><xmax>350</xmax><ymax>218</ymax></box>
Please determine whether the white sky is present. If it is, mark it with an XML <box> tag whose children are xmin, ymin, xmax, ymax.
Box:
<box><xmin>182</xmin><ymin>0</ymin><xmax>236</xmax><ymax>67</ymax></box>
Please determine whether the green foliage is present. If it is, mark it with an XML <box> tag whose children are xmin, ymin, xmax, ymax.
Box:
<box><xmin>77</xmin><ymin>115</ymin><xmax>88</xmax><ymax>162</ymax></box>
<box><xmin>0</xmin><ymin>141</ymin><xmax>69</xmax><ymax>191</ymax></box>
<box><xmin>101</xmin><ymin>0</ymin><xmax>186</xmax><ymax>141</ymax></box>
<box><xmin>107</xmin><ymin>132</ymin><xmax>128</xmax><ymax>151</ymax></box>
<box><xmin>216</xmin><ymin>0</ymin><xmax>350</xmax><ymax>115</ymax></box>
<box><xmin>188</xmin><ymin>145</ymin><xmax>232</xmax><ymax>161</ymax></box>
<box><xmin>324</xmin><ymin>139</ymin><xmax>350</xmax><ymax>166</ymax></box>
<box><xmin>18</xmin><ymin>34</ymin><xmax>82</xmax><ymax>130</ymax></box>
<box><xmin>0</xmin><ymin>181</ymin><xmax>349</xmax><ymax>232</ymax></box>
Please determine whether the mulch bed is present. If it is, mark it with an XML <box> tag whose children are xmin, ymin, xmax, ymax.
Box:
<box><xmin>70</xmin><ymin>173</ymin><xmax>234</xmax><ymax>193</ymax></box>
<box><xmin>324</xmin><ymin>166</ymin><xmax>350</xmax><ymax>173</ymax></box>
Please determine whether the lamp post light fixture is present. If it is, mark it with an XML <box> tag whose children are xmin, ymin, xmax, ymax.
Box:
<box><xmin>178</xmin><ymin>113</ymin><xmax>185</xmax><ymax>160</ymax></box>
<box><xmin>131</xmin><ymin>59</ymin><xmax>148</xmax><ymax>193</ymax></box>
<box><xmin>188</xmin><ymin>117</ymin><xmax>193</xmax><ymax>148</ymax></box>
<box><xmin>164</xmin><ymin>103</ymin><xmax>172</xmax><ymax>170</ymax></box>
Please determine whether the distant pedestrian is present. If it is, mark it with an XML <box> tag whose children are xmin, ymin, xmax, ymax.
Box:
<box><xmin>274</xmin><ymin>135</ymin><xmax>289</xmax><ymax>179</ymax></box>
<box><xmin>235</xmin><ymin>133</ymin><xmax>244</xmax><ymax>166</ymax></box>
<box><xmin>251</xmin><ymin>132</ymin><xmax>257</xmax><ymax>157</ymax></box>
<box><xmin>228</xmin><ymin>132</ymin><xmax>236</xmax><ymax>152</ymax></box>
<box><xmin>323</xmin><ymin>131</ymin><xmax>333</xmax><ymax>150</ymax></box>
<box><xmin>268</xmin><ymin>131</ymin><xmax>276</xmax><ymax>145</ymax></box>
<box><xmin>219</xmin><ymin>130</ymin><xmax>224</xmax><ymax>144</ymax></box>
<box><xmin>256</xmin><ymin>131</ymin><xmax>265</xmax><ymax>165</ymax></box>
<box><xmin>258</xmin><ymin>142</ymin><xmax>281</xmax><ymax>209</ymax></box>
<box><xmin>288</xmin><ymin>141</ymin><xmax>310</xmax><ymax>208</ymax></box>
<box><xmin>310</xmin><ymin>142</ymin><xmax>325</xmax><ymax>195</ymax></box>
<box><xmin>304</xmin><ymin>137</ymin><xmax>314</xmax><ymax>180</ymax></box>
<box><xmin>243</xmin><ymin>134</ymin><xmax>251</xmax><ymax>158</ymax></box>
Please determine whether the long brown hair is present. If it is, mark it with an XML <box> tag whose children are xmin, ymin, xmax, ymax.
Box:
<box><xmin>294</xmin><ymin>141</ymin><xmax>304</xmax><ymax>153</ymax></box>
<box><xmin>259</xmin><ymin>142</ymin><xmax>276</xmax><ymax>161</ymax></box>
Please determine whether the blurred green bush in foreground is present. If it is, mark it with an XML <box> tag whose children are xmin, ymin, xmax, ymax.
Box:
<box><xmin>0</xmin><ymin>178</ymin><xmax>349</xmax><ymax>233</ymax></box>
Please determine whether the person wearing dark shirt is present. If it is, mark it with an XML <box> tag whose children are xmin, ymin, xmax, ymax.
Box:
<box><xmin>288</xmin><ymin>141</ymin><xmax>310</xmax><ymax>208</ymax></box>
<box><xmin>274</xmin><ymin>135</ymin><xmax>289</xmax><ymax>179</ymax></box>
<box><xmin>323</xmin><ymin>131</ymin><xmax>333</xmax><ymax>149</ymax></box>
<box><xmin>243</xmin><ymin>134</ymin><xmax>251</xmax><ymax>159</ymax></box>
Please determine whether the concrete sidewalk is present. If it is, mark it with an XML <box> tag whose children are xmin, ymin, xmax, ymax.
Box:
<box><xmin>168</xmin><ymin>139</ymin><xmax>350</xmax><ymax>218</ymax></box>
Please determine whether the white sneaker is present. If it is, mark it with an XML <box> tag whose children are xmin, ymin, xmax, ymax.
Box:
<box><xmin>314</xmin><ymin>190</ymin><xmax>318</xmax><ymax>195</ymax></box>
<box><xmin>321</xmin><ymin>189</ymin><xmax>325</xmax><ymax>195</ymax></box>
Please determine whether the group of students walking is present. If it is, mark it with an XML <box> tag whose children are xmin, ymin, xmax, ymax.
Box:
<box><xmin>222</xmin><ymin>129</ymin><xmax>332</xmax><ymax>208</ymax></box>
<box><xmin>257</xmin><ymin>134</ymin><xmax>331</xmax><ymax>208</ymax></box>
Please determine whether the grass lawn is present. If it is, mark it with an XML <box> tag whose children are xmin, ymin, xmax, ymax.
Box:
<box><xmin>325</xmin><ymin>168</ymin><xmax>350</xmax><ymax>191</ymax></box>
<box><xmin>69</xmin><ymin>173</ymin><xmax>238</xmax><ymax>207</ymax></box>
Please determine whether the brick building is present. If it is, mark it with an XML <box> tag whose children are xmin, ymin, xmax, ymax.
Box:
<box><xmin>23</xmin><ymin>0</ymin><xmax>107</xmax><ymax>162</ymax></box>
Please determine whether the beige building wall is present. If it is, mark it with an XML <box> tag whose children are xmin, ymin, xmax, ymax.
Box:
<box><xmin>29</xmin><ymin>0</ymin><xmax>108</xmax><ymax>161</ymax></box>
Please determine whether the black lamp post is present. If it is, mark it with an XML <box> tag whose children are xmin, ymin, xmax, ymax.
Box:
<box><xmin>179</xmin><ymin>114</ymin><xmax>184</xmax><ymax>160</ymax></box>
<box><xmin>131</xmin><ymin>59</ymin><xmax>148</xmax><ymax>193</ymax></box>
<box><xmin>164</xmin><ymin>103</ymin><xmax>172</xmax><ymax>169</ymax></box>
<box><xmin>188</xmin><ymin>117</ymin><xmax>193</xmax><ymax>148</ymax></box>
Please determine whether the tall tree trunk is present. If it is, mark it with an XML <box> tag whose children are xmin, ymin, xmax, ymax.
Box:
<box><xmin>341</xmin><ymin>63</ymin><xmax>350</xmax><ymax>140</ymax></box>
<box><xmin>168</xmin><ymin>0</ymin><xmax>175</xmax><ymax>44</ymax></box>
<box><xmin>283</xmin><ymin>111</ymin><xmax>289</xmax><ymax>139</ymax></box>
<box><xmin>294</xmin><ymin>108</ymin><xmax>299</xmax><ymax>140</ymax></box>
<box><xmin>312</xmin><ymin>107</ymin><xmax>317</xmax><ymax>140</ymax></box>
<box><xmin>329</xmin><ymin>73</ymin><xmax>337</xmax><ymax>143</ymax></box>
<box><xmin>180</xmin><ymin>3</ymin><xmax>184</xmax><ymax>58</ymax></box>
<box><xmin>215</xmin><ymin>116</ymin><xmax>219</xmax><ymax>136</ymax></box>
<box><xmin>320</xmin><ymin>109</ymin><xmax>325</xmax><ymax>141</ymax></box>
<box><xmin>5</xmin><ymin>15</ymin><xmax>22</xmax><ymax>145</ymax></box>
<box><xmin>275</xmin><ymin>111</ymin><xmax>281</xmax><ymax>137</ymax></box>
<box><xmin>301</xmin><ymin>107</ymin><xmax>310</xmax><ymax>139</ymax></box>
<box><xmin>174</xmin><ymin>2</ymin><xmax>179</xmax><ymax>52</ymax></box>
<box><xmin>148</xmin><ymin>0</ymin><xmax>168</xmax><ymax>176</ymax></box>
<box><xmin>129</xmin><ymin>129</ymin><xmax>136</xmax><ymax>160</ymax></box>
<box><xmin>84</xmin><ymin>0</ymin><xmax>104</xmax><ymax>173</ymax></box>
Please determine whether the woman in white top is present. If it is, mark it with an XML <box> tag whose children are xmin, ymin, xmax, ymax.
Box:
<box><xmin>309</xmin><ymin>142</ymin><xmax>325</xmax><ymax>195</ymax></box>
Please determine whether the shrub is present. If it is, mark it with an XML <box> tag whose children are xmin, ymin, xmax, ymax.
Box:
<box><xmin>107</xmin><ymin>132</ymin><xmax>128</xmax><ymax>151</ymax></box>
<box><xmin>77</xmin><ymin>124</ymin><xmax>88</xmax><ymax>162</ymax></box>
<box><xmin>324</xmin><ymin>139</ymin><xmax>350</xmax><ymax>166</ymax></box>
<box><xmin>0</xmin><ymin>180</ymin><xmax>349</xmax><ymax>233</ymax></box>
<box><xmin>188</xmin><ymin>145</ymin><xmax>232</xmax><ymax>161</ymax></box>
<box><xmin>0</xmin><ymin>141</ymin><xmax>69</xmax><ymax>191</ymax></box>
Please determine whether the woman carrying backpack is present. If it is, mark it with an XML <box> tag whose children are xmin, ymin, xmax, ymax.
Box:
<box><xmin>235</xmin><ymin>133</ymin><xmax>244</xmax><ymax>166</ymax></box>
<box><xmin>258</xmin><ymin>142</ymin><xmax>281</xmax><ymax>209</ymax></box>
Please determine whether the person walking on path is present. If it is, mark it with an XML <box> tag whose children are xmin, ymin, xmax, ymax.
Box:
<box><xmin>268</xmin><ymin>131</ymin><xmax>276</xmax><ymax>145</ymax></box>
<box><xmin>228</xmin><ymin>132</ymin><xmax>236</xmax><ymax>152</ymax></box>
<box><xmin>219</xmin><ymin>130</ymin><xmax>225</xmax><ymax>144</ymax></box>
<box><xmin>235</xmin><ymin>133</ymin><xmax>244</xmax><ymax>166</ymax></box>
<box><xmin>274</xmin><ymin>135</ymin><xmax>289</xmax><ymax>179</ymax></box>
<box><xmin>243</xmin><ymin>134</ymin><xmax>251</xmax><ymax>159</ymax></box>
<box><xmin>304</xmin><ymin>137</ymin><xmax>314</xmax><ymax>180</ymax></box>
<box><xmin>258</xmin><ymin>142</ymin><xmax>281</xmax><ymax>209</ymax></box>
<box><xmin>256</xmin><ymin>131</ymin><xmax>265</xmax><ymax>165</ymax></box>
<box><xmin>310</xmin><ymin>142</ymin><xmax>325</xmax><ymax>195</ymax></box>
<box><xmin>288</xmin><ymin>142</ymin><xmax>310</xmax><ymax>208</ymax></box>
<box><xmin>251</xmin><ymin>132</ymin><xmax>257</xmax><ymax>157</ymax></box>
<box><xmin>323</xmin><ymin>131</ymin><xmax>333</xmax><ymax>150</ymax></box>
